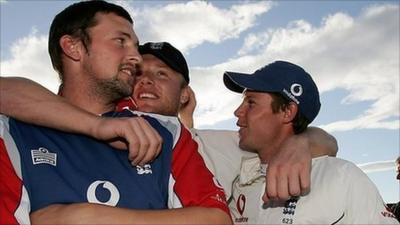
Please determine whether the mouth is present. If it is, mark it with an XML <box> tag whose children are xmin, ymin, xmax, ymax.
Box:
<box><xmin>120</xmin><ymin>65</ymin><xmax>136</xmax><ymax>77</ymax></box>
<box><xmin>135</xmin><ymin>91</ymin><xmax>159</xmax><ymax>100</ymax></box>
<box><xmin>236</xmin><ymin>122</ymin><xmax>246</xmax><ymax>137</ymax></box>
<box><xmin>236</xmin><ymin>121</ymin><xmax>246</xmax><ymax>129</ymax></box>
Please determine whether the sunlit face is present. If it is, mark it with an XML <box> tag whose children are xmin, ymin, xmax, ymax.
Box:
<box><xmin>81</xmin><ymin>12</ymin><xmax>142</xmax><ymax>102</ymax></box>
<box><xmin>133</xmin><ymin>54</ymin><xmax>187</xmax><ymax>116</ymax></box>
<box><xmin>234</xmin><ymin>90</ymin><xmax>285</xmax><ymax>157</ymax></box>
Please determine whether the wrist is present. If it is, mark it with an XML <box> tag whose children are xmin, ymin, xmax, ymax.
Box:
<box><xmin>86</xmin><ymin>114</ymin><xmax>104</xmax><ymax>139</ymax></box>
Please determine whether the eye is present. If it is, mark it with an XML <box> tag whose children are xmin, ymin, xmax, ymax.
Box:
<box><xmin>116</xmin><ymin>37</ymin><xmax>126</xmax><ymax>46</ymax></box>
<box><xmin>156</xmin><ymin>71</ymin><xmax>168</xmax><ymax>77</ymax></box>
<box><xmin>247</xmin><ymin>99</ymin><xmax>255</xmax><ymax>108</ymax></box>
<box><xmin>136</xmin><ymin>69</ymin><xmax>143</xmax><ymax>77</ymax></box>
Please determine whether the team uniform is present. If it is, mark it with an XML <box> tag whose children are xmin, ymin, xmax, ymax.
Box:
<box><xmin>0</xmin><ymin>110</ymin><xmax>229</xmax><ymax>225</ymax></box>
<box><xmin>118</xmin><ymin>98</ymin><xmax>253</xmax><ymax>199</ymax></box>
<box><xmin>190</xmin><ymin>129</ymin><xmax>255</xmax><ymax>199</ymax></box>
<box><xmin>229</xmin><ymin>155</ymin><xmax>398</xmax><ymax>224</ymax></box>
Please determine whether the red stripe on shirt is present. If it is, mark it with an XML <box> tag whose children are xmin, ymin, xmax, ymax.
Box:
<box><xmin>171</xmin><ymin>126</ymin><xmax>230</xmax><ymax>216</ymax></box>
<box><xmin>0</xmin><ymin>138</ymin><xmax>23</xmax><ymax>225</ymax></box>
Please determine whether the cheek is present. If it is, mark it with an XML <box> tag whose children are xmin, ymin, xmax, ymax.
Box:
<box><xmin>161</xmin><ymin>86</ymin><xmax>181</xmax><ymax>102</ymax></box>
<box><xmin>247</xmin><ymin>112</ymin><xmax>272</xmax><ymax>135</ymax></box>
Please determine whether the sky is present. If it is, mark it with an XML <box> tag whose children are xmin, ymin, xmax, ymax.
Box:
<box><xmin>1</xmin><ymin>0</ymin><xmax>399</xmax><ymax>203</ymax></box>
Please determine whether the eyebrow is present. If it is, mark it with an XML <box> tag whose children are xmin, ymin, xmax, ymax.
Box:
<box><xmin>118</xmin><ymin>31</ymin><xmax>132</xmax><ymax>39</ymax></box>
<box><xmin>117</xmin><ymin>31</ymin><xmax>139</xmax><ymax>46</ymax></box>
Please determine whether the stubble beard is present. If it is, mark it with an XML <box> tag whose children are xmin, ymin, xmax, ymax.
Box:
<box><xmin>95</xmin><ymin>75</ymin><xmax>132</xmax><ymax>103</ymax></box>
<box><xmin>83</xmin><ymin>55</ymin><xmax>133</xmax><ymax>104</ymax></box>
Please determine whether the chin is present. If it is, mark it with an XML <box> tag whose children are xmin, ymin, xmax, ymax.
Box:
<box><xmin>239</xmin><ymin>141</ymin><xmax>249</xmax><ymax>151</ymax></box>
<box><xmin>135</xmin><ymin>104</ymin><xmax>153</xmax><ymax>113</ymax></box>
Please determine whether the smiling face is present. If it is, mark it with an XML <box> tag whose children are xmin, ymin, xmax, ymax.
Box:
<box><xmin>81</xmin><ymin>12</ymin><xmax>142</xmax><ymax>102</ymax></box>
<box><xmin>133</xmin><ymin>54</ymin><xmax>188</xmax><ymax>116</ymax></box>
<box><xmin>234</xmin><ymin>90</ymin><xmax>289</xmax><ymax>161</ymax></box>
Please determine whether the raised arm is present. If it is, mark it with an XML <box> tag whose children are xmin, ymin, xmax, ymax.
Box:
<box><xmin>31</xmin><ymin>203</ymin><xmax>232</xmax><ymax>225</ymax></box>
<box><xmin>178</xmin><ymin>86</ymin><xmax>196</xmax><ymax>129</ymax></box>
<box><xmin>0</xmin><ymin>76</ymin><xmax>162</xmax><ymax>166</ymax></box>
<box><xmin>264</xmin><ymin>127</ymin><xmax>338</xmax><ymax>202</ymax></box>
<box><xmin>307</xmin><ymin>127</ymin><xmax>338</xmax><ymax>157</ymax></box>
<box><xmin>1</xmin><ymin>77</ymin><xmax>100</xmax><ymax>134</ymax></box>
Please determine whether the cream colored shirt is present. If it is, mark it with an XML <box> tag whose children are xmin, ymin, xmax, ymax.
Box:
<box><xmin>229</xmin><ymin>155</ymin><xmax>398</xmax><ymax>224</ymax></box>
<box><xmin>190</xmin><ymin>129</ymin><xmax>256</xmax><ymax>199</ymax></box>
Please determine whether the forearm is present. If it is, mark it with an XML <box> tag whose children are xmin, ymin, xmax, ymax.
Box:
<box><xmin>30</xmin><ymin>203</ymin><xmax>232</xmax><ymax>225</ymax></box>
<box><xmin>179</xmin><ymin>112</ymin><xmax>194</xmax><ymax>129</ymax></box>
<box><xmin>0</xmin><ymin>76</ymin><xmax>99</xmax><ymax>135</ymax></box>
<box><xmin>178</xmin><ymin>86</ymin><xmax>196</xmax><ymax>129</ymax></box>
<box><xmin>305</xmin><ymin>126</ymin><xmax>338</xmax><ymax>157</ymax></box>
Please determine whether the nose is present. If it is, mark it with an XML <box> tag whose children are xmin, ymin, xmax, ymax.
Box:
<box><xmin>136</xmin><ymin>72</ymin><xmax>154</xmax><ymax>86</ymax></box>
<box><xmin>127</xmin><ymin>46</ymin><xmax>143</xmax><ymax>67</ymax></box>
<box><xmin>234</xmin><ymin>102</ymin><xmax>245</xmax><ymax>118</ymax></box>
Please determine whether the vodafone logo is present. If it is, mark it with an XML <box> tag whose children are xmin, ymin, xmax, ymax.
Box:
<box><xmin>235</xmin><ymin>194</ymin><xmax>248</xmax><ymax>223</ymax></box>
<box><xmin>87</xmin><ymin>180</ymin><xmax>120</xmax><ymax>206</ymax></box>
<box><xmin>236</xmin><ymin>194</ymin><xmax>246</xmax><ymax>216</ymax></box>
<box><xmin>290</xmin><ymin>83</ymin><xmax>303</xmax><ymax>97</ymax></box>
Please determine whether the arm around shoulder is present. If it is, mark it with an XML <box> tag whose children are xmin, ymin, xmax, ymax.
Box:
<box><xmin>0</xmin><ymin>76</ymin><xmax>98</xmax><ymax>135</ymax></box>
<box><xmin>306</xmin><ymin>126</ymin><xmax>338</xmax><ymax>157</ymax></box>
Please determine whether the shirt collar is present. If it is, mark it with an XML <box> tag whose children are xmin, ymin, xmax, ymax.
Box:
<box><xmin>239</xmin><ymin>156</ymin><xmax>267</xmax><ymax>185</ymax></box>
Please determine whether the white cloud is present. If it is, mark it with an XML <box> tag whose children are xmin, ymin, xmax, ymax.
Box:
<box><xmin>357</xmin><ymin>160</ymin><xmax>396</xmax><ymax>173</ymax></box>
<box><xmin>0</xmin><ymin>29</ymin><xmax>59</xmax><ymax>93</ymax></box>
<box><xmin>0</xmin><ymin>0</ymin><xmax>7</xmax><ymax>4</ymax></box>
<box><xmin>192</xmin><ymin>4</ymin><xmax>399</xmax><ymax>130</ymax></box>
<box><xmin>237</xmin><ymin>31</ymin><xmax>271</xmax><ymax>56</ymax></box>
<box><xmin>1</xmin><ymin>1</ymin><xmax>272</xmax><ymax>96</ymax></box>
<box><xmin>126</xmin><ymin>1</ymin><xmax>272</xmax><ymax>52</ymax></box>
<box><xmin>1</xmin><ymin>2</ymin><xmax>398</xmax><ymax>133</ymax></box>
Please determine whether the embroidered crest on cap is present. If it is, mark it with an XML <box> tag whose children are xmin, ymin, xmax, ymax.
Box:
<box><xmin>150</xmin><ymin>42</ymin><xmax>164</xmax><ymax>50</ymax></box>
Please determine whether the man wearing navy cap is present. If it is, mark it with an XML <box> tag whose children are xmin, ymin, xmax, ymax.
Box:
<box><xmin>225</xmin><ymin>61</ymin><xmax>398</xmax><ymax>224</ymax></box>
<box><xmin>134</xmin><ymin>42</ymin><xmax>190</xmax><ymax>116</ymax></box>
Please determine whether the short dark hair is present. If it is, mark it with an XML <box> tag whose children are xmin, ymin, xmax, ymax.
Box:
<box><xmin>270</xmin><ymin>92</ymin><xmax>310</xmax><ymax>134</ymax></box>
<box><xmin>48</xmin><ymin>0</ymin><xmax>133</xmax><ymax>80</ymax></box>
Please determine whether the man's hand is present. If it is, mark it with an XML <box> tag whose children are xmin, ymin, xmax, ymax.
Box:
<box><xmin>90</xmin><ymin>116</ymin><xmax>162</xmax><ymax>166</ymax></box>
<box><xmin>0</xmin><ymin>77</ymin><xmax>163</xmax><ymax>166</ymax></box>
<box><xmin>263</xmin><ymin>134</ymin><xmax>311</xmax><ymax>202</ymax></box>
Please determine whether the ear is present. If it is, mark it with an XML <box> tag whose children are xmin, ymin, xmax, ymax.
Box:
<box><xmin>179</xmin><ymin>86</ymin><xmax>190</xmax><ymax>105</ymax></box>
<box><xmin>282</xmin><ymin>102</ymin><xmax>298</xmax><ymax>123</ymax></box>
<box><xmin>59</xmin><ymin>35</ymin><xmax>82</xmax><ymax>61</ymax></box>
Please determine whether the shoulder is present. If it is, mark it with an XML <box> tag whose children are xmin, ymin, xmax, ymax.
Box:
<box><xmin>191</xmin><ymin>129</ymin><xmax>238</xmax><ymax>143</ymax></box>
<box><xmin>131</xmin><ymin>110</ymin><xmax>180</xmax><ymax>129</ymax></box>
<box><xmin>311</xmin><ymin>156</ymin><xmax>371</xmax><ymax>184</ymax></box>
<box><xmin>0</xmin><ymin>114</ymin><xmax>9</xmax><ymax>135</ymax></box>
<box><xmin>312</xmin><ymin>156</ymin><xmax>361</xmax><ymax>172</ymax></box>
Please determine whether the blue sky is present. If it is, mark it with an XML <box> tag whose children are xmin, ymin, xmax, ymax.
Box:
<box><xmin>1</xmin><ymin>0</ymin><xmax>399</xmax><ymax>203</ymax></box>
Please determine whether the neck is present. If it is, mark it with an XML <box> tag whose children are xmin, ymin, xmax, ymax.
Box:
<box><xmin>258</xmin><ymin>127</ymin><xmax>295</xmax><ymax>164</ymax></box>
<box><xmin>60</xmin><ymin>73</ymin><xmax>115</xmax><ymax>115</ymax></box>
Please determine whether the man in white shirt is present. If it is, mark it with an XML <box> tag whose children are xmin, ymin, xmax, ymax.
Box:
<box><xmin>224</xmin><ymin>60</ymin><xmax>398</xmax><ymax>224</ymax></box>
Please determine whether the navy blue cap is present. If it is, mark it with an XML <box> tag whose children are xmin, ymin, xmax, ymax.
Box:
<box><xmin>224</xmin><ymin>61</ymin><xmax>321</xmax><ymax>123</ymax></box>
<box><xmin>139</xmin><ymin>42</ymin><xmax>189</xmax><ymax>83</ymax></box>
